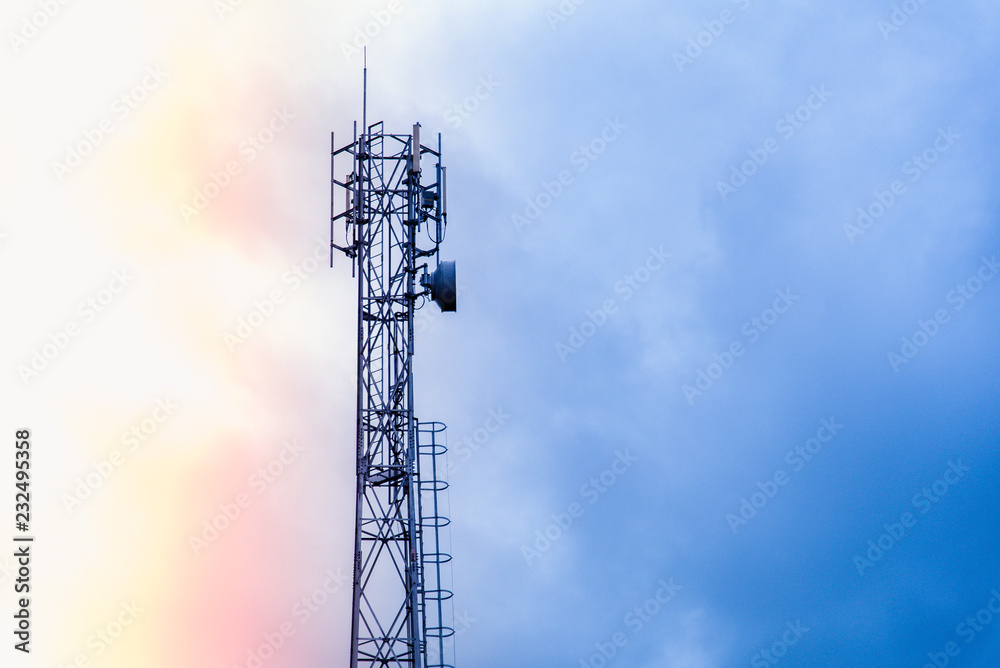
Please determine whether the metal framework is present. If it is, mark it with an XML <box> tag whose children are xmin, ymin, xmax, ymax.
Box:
<box><xmin>330</xmin><ymin>71</ymin><xmax>456</xmax><ymax>668</ymax></box>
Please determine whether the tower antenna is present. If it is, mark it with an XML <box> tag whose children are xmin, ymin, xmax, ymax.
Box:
<box><xmin>361</xmin><ymin>46</ymin><xmax>368</xmax><ymax>137</ymax></box>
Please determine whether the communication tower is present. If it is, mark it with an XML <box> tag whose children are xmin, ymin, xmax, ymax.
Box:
<box><xmin>330</xmin><ymin>63</ymin><xmax>458</xmax><ymax>668</ymax></box>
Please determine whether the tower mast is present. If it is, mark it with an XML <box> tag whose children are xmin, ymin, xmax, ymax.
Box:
<box><xmin>331</xmin><ymin>61</ymin><xmax>458</xmax><ymax>668</ymax></box>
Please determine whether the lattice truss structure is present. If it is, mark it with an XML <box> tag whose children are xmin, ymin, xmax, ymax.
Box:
<box><xmin>331</xmin><ymin>118</ymin><xmax>456</xmax><ymax>668</ymax></box>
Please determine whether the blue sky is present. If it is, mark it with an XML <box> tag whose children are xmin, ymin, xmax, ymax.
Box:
<box><xmin>410</xmin><ymin>1</ymin><xmax>1000</xmax><ymax>666</ymax></box>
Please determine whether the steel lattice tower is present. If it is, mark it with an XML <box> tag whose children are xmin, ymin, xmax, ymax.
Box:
<box><xmin>330</xmin><ymin>66</ymin><xmax>457</xmax><ymax>668</ymax></box>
